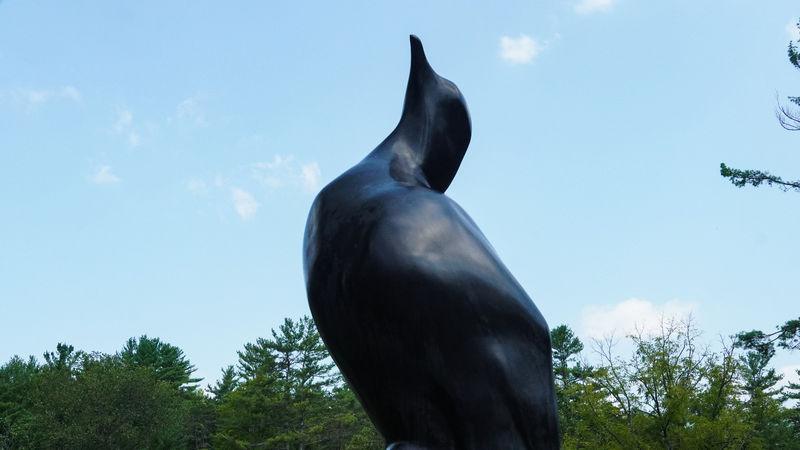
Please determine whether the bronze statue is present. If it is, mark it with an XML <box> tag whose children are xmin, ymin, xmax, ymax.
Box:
<box><xmin>304</xmin><ymin>35</ymin><xmax>560</xmax><ymax>449</ymax></box>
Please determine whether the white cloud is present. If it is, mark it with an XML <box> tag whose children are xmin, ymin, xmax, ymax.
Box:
<box><xmin>60</xmin><ymin>86</ymin><xmax>82</xmax><ymax>102</ymax></box>
<box><xmin>574</xmin><ymin>0</ymin><xmax>615</xmax><ymax>14</ymax></box>
<box><xmin>114</xmin><ymin>110</ymin><xmax>132</xmax><ymax>132</ymax></box>
<box><xmin>176</xmin><ymin>95</ymin><xmax>207</xmax><ymax>126</ymax></box>
<box><xmin>113</xmin><ymin>109</ymin><xmax>140</xmax><ymax>148</ymax></box>
<box><xmin>231</xmin><ymin>187</ymin><xmax>259</xmax><ymax>220</ymax></box>
<box><xmin>3</xmin><ymin>86</ymin><xmax>82</xmax><ymax>110</ymax></box>
<box><xmin>787</xmin><ymin>20</ymin><xmax>800</xmax><ymax>41</ymax></box>
<box><xmin>580</xmin><ymin>298</ymin><xmax>697</xmax><ymax>340</ymax></box>
<box><xmin>186</xmin><ymin>178</ymin><xmax>207</xmax><ymax>194</ymax></box>
<box><xmin>188</xmin><ymin>155</ymin><xmax>319</xmax><ymax>220</ymax></box>
<box><xmin>300</xmin><ymin>162</ymin><xmax>321</xmax><ymax>193</ymax></box>
<box><xmin>252</xmin><ymin>155</ymin><xmax>321</xmax><ymax>192</ymax></box>
<box><xmin>499</xmin><ymin>35</ymin><xmax>542</xmax><ymax>64</ymax></box>
<box><xmin>253</xmin><ymin>154</ymin><xmax>294</xmax><ymax>188</ymax></box>
<box><xmin>255</xmin><ymin>154</ymin><xmax>292</xmax><ymax>171</ymax></box>
<box><xmin>779</xmin><ymin>365</ymin><xmax>800</xmax><ymax>386</ymax></box>
<box><xmin>779</xmin><ymin>365</ymin><xmax>800</xmax><ymax>406</ymax></box>
<box><xmin>90</xmin><ymin>165</ymin><xmax>120</xmax><ymax>184</ymax></box>
<box><xmin>128</xmin><ymin>132</ymin><xmax>140</xmax><ymax>147</ymax></box>
<box><xmin>26</xmin><ymin>90</ymin><xmax>50</xmax><ymax>106</ymax></box>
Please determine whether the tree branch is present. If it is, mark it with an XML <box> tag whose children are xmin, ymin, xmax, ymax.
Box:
<box><xmin>720</xmin><ymin>163</ymin><xmax>800</xmax><ymax>192</ymax></box>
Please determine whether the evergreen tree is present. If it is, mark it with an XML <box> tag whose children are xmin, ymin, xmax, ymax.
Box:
<box><xmin>784</xmin><ymin>368</ymin><xmax>800</xmax><ymax>438</ymax></box>
<box><xmin>736</xmin><ymin>317</ymin><xmax>800</xmax><ymax>352</ymax></box>
<box><xmin>735</xmin><ymin>326</ymin><xmax>799</xmax><ymax>446</ymax></box>
<box><xmin>550</xmin><ymin>325</ymin><xmax>594</xmax><ymax>443</ymax></box>
<box><xmin>182</xmin><ymin>390</ymin><xmax>217</xmax><ymax>450</ymax></box>
<box><xmin>209</xmin><ymin>365</ymin><xmax>239</xmax><ymax>403</ymax></box>
<box><xmin>237</xmin><ymin>336</ymin><xmax>277</xmax><ymax>381</ymax></box>
<box><xmin>215</xmin><ymin>315</ymin><xmax>380</xmax><ymax>449</ymax></box>
<box><xmin>120</xmin><ymin>335</ymin><xmax>201</xmax><ymax>391</ymax></box>
<box><xmin>551</xmin><ymin>324</ymin><xmax>585</xmax><ymax>387</ymax></box>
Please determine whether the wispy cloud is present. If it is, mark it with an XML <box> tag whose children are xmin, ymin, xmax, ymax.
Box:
<box><xmin>231</xmin><ymin>187</ymin><xmax>259</xmax><ymax>220</ymax></box>
<box><xmin>187</xmin><ymin>154</ymin><xmax>320</xmax><ymax>220</ymax></box>
<box><xmin>580</xmin><ymin>298</ymin><xmax>697</xmax><ymax>340</ymax></box>
<box><xmin>574</xmin><ymin>0</ymin><xmax>616</xmax><ymax>14</ymax></box>
<box><xmin>89</xmin><ymin>165</ymin><xmax>121</xmax><ymax>185</ymax></box>
<box><xmin>300</xmin><ymin>162</ymin><xmax>321</xmax><ymax>193</ymax></box>
<box><xmin>2</xmin><ymin>86</ymin><xmax>82</xmax><ymax>110</ymax></box>
<box><xmin>787</xmin><ymin>19</ymin><xmax>800</xmax><ymax>41</ymax></box>
<box><xmin>186</xmin><ymin>178</ymin><xmax>208</xmax><ymax>195</ymax></box>
<box><xmin>185</xmin><ymin>175</ymin><xmax>223</xmax><ymax>195</ymax></box>
<box><xmin>113</xmin><ymin>109</ymin><xmax>141</xmax><ymax>147</ymax></box>
<box><xmin>499</xmin><ymin>35</ymin><xmax>542</xmax><ymax>65</ymax></box>
<box><xmin>252</xmin><ymin>155</ymin><xmax>295</xmax><ymax>188</ymax></box>
<box><xmin>60</xmin><ymin>86</ymin><xmax>81</xmax><ymax>102</ymax></box>
<box><xmin>113</xmin><ymin>110</ymin><xmax>132</xmax><ymax>132</ymax></box>
<box><xmin>176</xmin><ymin>95</ymin><xmax>207</xmax><ymax>126</ymax></box>
<box><xmin>252</xmin><ymin>155</ymin><xmax>322</xmax><ymax>193</ymax></box>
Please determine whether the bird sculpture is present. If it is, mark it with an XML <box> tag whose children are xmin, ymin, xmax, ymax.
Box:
<box><xmin>303</xmin><ymin>35</ymin><xmax>560</xmax><ymax>449</ymax></box>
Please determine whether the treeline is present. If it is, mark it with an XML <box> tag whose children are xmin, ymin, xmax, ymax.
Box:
<box><xmin>1</xmin><ymin>316</ymin><xmax>798</xmax><ymax>449</ymax></box>
<box><xmin>0</xmin><ymin>317</ymin><xmax>382</xmax><ymax>449</ymax></box>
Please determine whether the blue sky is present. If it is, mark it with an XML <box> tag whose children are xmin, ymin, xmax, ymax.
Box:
<box><xmin>1</xmin><ymin>0</ymin><xmax>798</xmax><ymax>385</ymax></box>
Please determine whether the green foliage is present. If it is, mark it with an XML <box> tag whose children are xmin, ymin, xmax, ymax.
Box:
<box><xmin>5</xmin><ymin>315</ymin><xmax>798</xmax><ymax>449</ymax></box>
<box><xmin>554</xmin><ymin>319</ymin><xmax>800</xmax><ymax>449</ymax></box>
<box><xmin>0</xmin><ymin>356</ymin><xmax>38</xmax><ymax>449</ymax></box>
<box><xmin>736</xmin><ymin>317</ymin><xmax>800</xmax><ymax>352</ymax></box>
<box><xmin>214</xmin><ymin>316</ymin><xmax>381</xmax><ymax>449</ymax></box>
<box><xmin>208</xmin><ymin>365</ymin><xmax>238</xmax><ymax>404</ymax></box>
<box><xmin>42</xmin><ymin>343</ymin><xmax>82</xmax><ymax>372</ymax></box>
<box><xmin>734</xmin><ymin>318</ymin><xmax>800</xmax><ymax>447</ymax></box>
<box><xmin>182</xmin><ymin>390</ymin><xmax>217</xmax><ymax>449</ymax></box>
<box><xmin>0</xmin><ymin>317</ymin><xmax>381</xmax><ymax>449</ymax></box>
<box><xmin>550</xmin><ymin>324</ymin><xmax>594</xmax><ymax>442</ymax></box>
<box><xmin>719</xmin><ymin>163</ymin><xmax>800</xmax><ymax>192</ymax></box>
<box><xmin>120</xmin><ymin>335</ymin><xmax>201</xmax><ymax>391</ymax></box>
<box><xmin>0</xmin><ymin>340</ymin><xmax>210</xmax><ymax>449</ymax></box>
<box><xmin>551</xmin><ymin>324</ymin><xmax>585</xmax><ymax>384</ymax></box>
<box><xmin>237</xmin><ymin>336</ymin><xmax>276</xmax><ymax>381</ymax></box>
<box><xmin>27</xmin><ymin>354</ymin><xmax>187</xmax><ymax>448</ymax></box>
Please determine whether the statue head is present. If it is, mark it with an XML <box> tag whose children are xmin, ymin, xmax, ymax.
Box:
<box><xmin>398</xmin><ymin>35</ymin><xmax>472</xmax><ymax>193</ymax></box>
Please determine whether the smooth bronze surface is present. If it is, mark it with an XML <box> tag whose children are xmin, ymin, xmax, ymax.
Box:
<box><xmin>304</xmin><ymin>35</ymin><xmax>560</xmax><ymax>449</ymax></box>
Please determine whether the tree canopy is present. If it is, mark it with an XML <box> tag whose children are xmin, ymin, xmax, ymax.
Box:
<box><xmin>551</xmin><ymin>318</ymin><xmax>800</xmax><ymax>449</ymax></box>
<box><xmin>2</xmin><ymin>314</ymin><xmax>798</xmax><ymax>449</ymax></box>
<box><xmin>0</xmin><ymin>316</ymin><xmax>381</xmax><ymax>450</ymax></box>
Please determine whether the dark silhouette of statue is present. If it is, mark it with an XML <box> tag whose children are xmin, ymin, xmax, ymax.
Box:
<box><xmin>303</xmin><ymin>35</ymin><xmax>560</xmax><ymax>449</ymax></box>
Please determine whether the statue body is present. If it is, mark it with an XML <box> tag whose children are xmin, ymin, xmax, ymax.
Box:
<box><xmin>304</xmin><ymin>36</ymin><xmax>560</xmax><ymax>449</ymax></box>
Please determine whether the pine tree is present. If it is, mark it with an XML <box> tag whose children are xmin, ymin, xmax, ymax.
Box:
<box><xmin>119</xmin><ymin>335</ymin><xmax>201</xmax><ymax>391</ymax></box>
<box><xmin>209</xmin><ymin>365</ymin><xmax>238</xmax><ymax>403</ymax></box>
<box><xmin>216</xmin><ymin>315</ymin><xmax>378</xmax><ymax>449</ymax></box>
